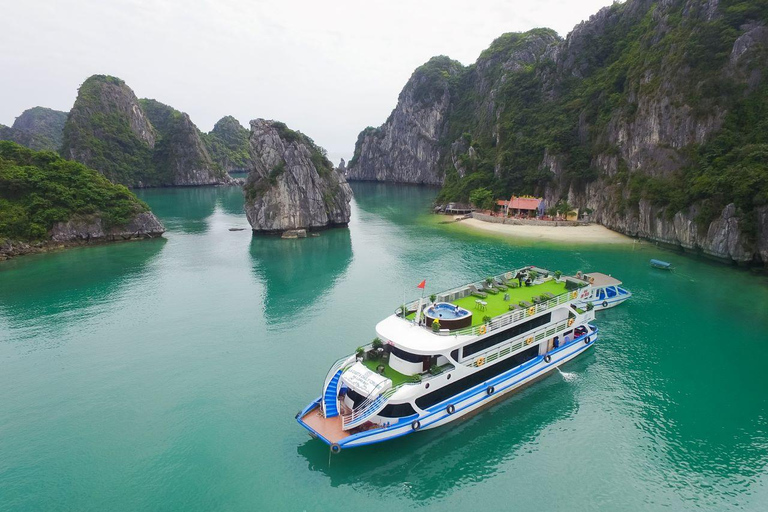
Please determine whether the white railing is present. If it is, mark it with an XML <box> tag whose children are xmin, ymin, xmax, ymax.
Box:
<box><xmin>322</xmin><ymin>355</ymin><xmax>354</xmax><ymax>397</ymax></box>
<box><xmin>341</xmin><ymin>382</ymin><xmax>397</xmax><ymax>429</ymax></box>
<box><xmin>435</xmin><ymin>289</ymin><xmax>578</xmax><ymax>337</ymax></box>
<box><xmin>463</xmin><ymin>319</ymin><xmax>572</xmax><ymax>368</ymax></box>
<box><xmin>396</xmin><ymin>267</ymin><xmax>587</xmax><ymax>338</ymax></box>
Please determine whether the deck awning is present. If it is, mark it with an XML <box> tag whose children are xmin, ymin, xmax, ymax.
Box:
<box><xmin>341</xmin><ymin>362</ymin><xmax>392</xmax><ymax>396</ymax></box>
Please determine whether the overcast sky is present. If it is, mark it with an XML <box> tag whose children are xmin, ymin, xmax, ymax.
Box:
<box><xmin>1</xmin><ymin>0</ymin><xmax>615</xmax><ymax>163</ymax></box>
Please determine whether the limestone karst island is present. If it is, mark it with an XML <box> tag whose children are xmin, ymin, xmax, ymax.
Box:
<box><xmin>1</xmin><ymin>1</ymin><xmax>767</xmax><ymax>511</ymax></box>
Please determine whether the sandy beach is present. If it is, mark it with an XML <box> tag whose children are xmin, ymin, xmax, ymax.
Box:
<box><xmin>459</xmin><ymin>218</ymin><xmax>635</xmax><ymax>245</ymax></box>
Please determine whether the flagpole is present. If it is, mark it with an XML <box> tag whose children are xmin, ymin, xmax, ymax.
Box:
<box><xmin>414</xmin><ymin>279</ymin><xmax>426</xmax><ymax>325</ymax></box>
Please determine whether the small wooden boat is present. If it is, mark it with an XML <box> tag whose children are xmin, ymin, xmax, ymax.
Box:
<box><xmin>650</xmin><ymin>259</ymin><xmax>673</xmax><ymax>270</ymax></box>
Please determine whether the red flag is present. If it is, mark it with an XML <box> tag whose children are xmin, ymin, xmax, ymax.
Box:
<box><xmin>417</xmin><ymin>280</ymin><xmax>426</xmax><ymax>289</ymax></box>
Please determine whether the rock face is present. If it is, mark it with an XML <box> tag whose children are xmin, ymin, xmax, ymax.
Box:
<box><xmin>0</xmin><ymin>107</ymin><xmax>67</xmax><ymax>152</ymax></box>
<box><xmin>49</xmin><ymin>212</ymin><xmax>165</xmax><ymax>242</ymax></box>
<box><xmin>348</xmin><ymin>1</ymin><xmax>768</xmax><ymax>265</ymax></box>
<box><xmin>347</xmin><ymin>56</ymin><xmax>464</xmax><ymax>185</ymax></box>
<box><xmin>244</xmin><ymin>119</ymin><xmax>352</xmax><ymax>233</ymax></box>
<box><xmin>203</xmin><ymin>116</ymin><xmax>254</xmax><ymax>171</ymax></box>
<box><xmin>140</xmin><ymin>99</ymin><xmax>230</xmax><ymax>186</ymax></box>
<box><xmin>61</xmin><ymin>75</ymin><xmax>229</xmax><ymax>187</ymax></box>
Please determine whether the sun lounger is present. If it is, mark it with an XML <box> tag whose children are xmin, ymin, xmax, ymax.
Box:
<box><xmin>469</xmin><ymin>285</ymin><xmax>487</xmax><ymax>299</ymax></box>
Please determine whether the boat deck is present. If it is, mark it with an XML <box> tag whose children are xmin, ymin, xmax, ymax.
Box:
<box><xmin>301</xmin><ymin>406</ymin><xmax>350</xmax><ymax>444</ymax></box>
<box><xmin>406</xmin><ymin>279</ymin><xmax>568</xmax><ymax>327</ymax></box>
<box><xmin>451</xmin><ymin>280</ymin><xmax>567</xmax><ymax>326</ymax></box>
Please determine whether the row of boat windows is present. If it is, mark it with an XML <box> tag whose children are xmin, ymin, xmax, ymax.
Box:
<box><xmin>391</xmin><ymin>313</ymin><xmax>553</xmax><ymax>367</ymax></box>
<box><xmin>460</xmin><ymin>313</ymin><xmax>552</xmax><ymax>360</ymax></box>
<box><xmin>378</xmin><ymin>344</ymin><xmax>542</xmax><ymax>418</ymax></box>
<box><xmin>415</xmin><ymin>345</ymin><xmax>540</xmax><ymax>410</ymax></box>
<box><xmin>594</xmin><ymin>286</ymin><xmax>629</xmax><ymax>300</ymax></box>
<box><xmin>348</xmin><ymin>391</ymin><xmax>418</xmax><ymax>420</ymax></box>
<box><xmin>389</xmin><ymin>345</ymin><xmax>424</xmax><ymax>363</ymax></box>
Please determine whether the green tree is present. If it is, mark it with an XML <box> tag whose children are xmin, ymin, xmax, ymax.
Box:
<box><xmin>469</xmin><ymin>187</ymin><xmax>495</xmax><ymax>210</ymax></box>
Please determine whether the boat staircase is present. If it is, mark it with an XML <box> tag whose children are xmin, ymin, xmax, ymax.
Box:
<box><xmin>341</xmin><ymin>385</ymin><xmax>397</xmax><ymax>430</ymax></box>
<box><xmin>322</xmin><ymin>356</ymin><xmax>353</xmax><ymax>418</ymax></box>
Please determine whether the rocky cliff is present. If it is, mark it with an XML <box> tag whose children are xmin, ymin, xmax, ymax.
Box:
<box><xmin>140</xmin><ymin>99</ymin><xmax>230</xmax><ymax>186</ymax></box>
<box><xmin>348</xmin><ymin>0</ymin><xmax>768</xmax><ymax>265</ymax></box>
<box><xmin>61</xmin><ymin>75</ymin><xmax>229</xmax><ymax>187</ymax></box>
<box><xmin>0</xmin><ymin>107</ymin><xmax>67</xmax><ymax>152</ymax></box>
<box><xmin>203</xmin><ymin>116</ymin><xmax>254</xmax><ymax>171</ymax></box>
<box><xmin>347</xmin><ymin>56</ymin><xmax>465</xmax><ymax>185</ymax></box>
<box><xmin>0</xmin><ymin>141</ymin><xmax>164</xmax><ymax>260</ymax></box>
<box><xmin>244</xmin><ymin>119</ymin><xmax>352</xmax><ymax>233</ymax></box>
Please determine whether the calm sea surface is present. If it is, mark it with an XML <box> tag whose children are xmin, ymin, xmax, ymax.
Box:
<box><xmin>1</xmin><ymin>183</ymin><xmax>768</xmax><ymax>511</ymax></box>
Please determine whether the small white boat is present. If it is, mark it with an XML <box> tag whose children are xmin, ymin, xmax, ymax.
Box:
<box><xmin>296</xmin><ymin>266</ymin><xmax>599</xmax><ymax>452</ymax></box>
<box><xmin>572</xmin><ymin>272</ymin><xmax>631</xmax><ymax>311</ymax></box>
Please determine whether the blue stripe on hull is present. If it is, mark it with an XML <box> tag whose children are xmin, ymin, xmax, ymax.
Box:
<box><xmin>297</xmin><ymin>328</ymin><xmax>599</xmax><ymax>449</ymax></box>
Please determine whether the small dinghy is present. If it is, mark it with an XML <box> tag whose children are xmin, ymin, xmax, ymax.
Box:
<box><xmin>650</xmin><ymin>259</ymin><xmax>673</xmax><ymax>270</ymax></box>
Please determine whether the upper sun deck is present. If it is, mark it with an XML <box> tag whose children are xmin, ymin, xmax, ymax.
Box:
<box><xmin>378</xmin><ymin>267</ymin><xmax>591</xmax><ymax>353</ymax></box>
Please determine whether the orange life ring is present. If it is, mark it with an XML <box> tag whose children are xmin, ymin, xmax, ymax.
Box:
<box><xmin>478</xmin><ymin>325</ymin><xmax>487</xmax><ymax>335</ymax></box>
<box><xmin>589</xmin><ymin>277</ymin><xmax>595</xmax><ymax>284</ymax></box>
<box><xmin>568</xmin><ymin>318</ymin><xmax>575</xmax><ymax>327</ymax></box>
<box><xmin>527</xmin><ymin>307</ymin><xmax>535</xmax><ymax>316</ymax></box>
<box><xmin>476</xmin><ymin>356</ymin><xmax>486</xmax><ymax>367</ymax></box>
<box><xmin>525</xmin><ymin>337</ymin><xmax>534</xmax><ymax>345</ymax></box>
<box><xmin>570</xmin><ymin>291</ymin><xmax>578</xmax><ymax>299</ymax></box>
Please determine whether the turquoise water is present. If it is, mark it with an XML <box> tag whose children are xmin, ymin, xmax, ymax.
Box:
<box><xmin>1</xmin><ymin>182</ymin><xmax>768</xmax><ymax>511</ymax></box>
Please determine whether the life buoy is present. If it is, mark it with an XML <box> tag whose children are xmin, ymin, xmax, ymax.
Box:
<box><xmin>525</xmin><ymin>337</ymin><xmax>534</xmax><ymax>345</ymax></box>
<box><xmin>602</xmin><ymin>301</ymin><xmax>608</xmax><ymax>308</ymax></box>
<box><xmin>585</xmin><ymin>336</ymin><xmax>591</xmax><ymax>344</ymax></box>
<box><xmin>478</xmin><ymin>325</ymin><xmax>487</xmax><ymax>335</ymax></box>
<box><xmin>570</xmin><ymin>291</ymin><xmax>578</xmax><ymax>299</ymax></box>
<box><xmin>330</xmin><ymin>443</ymin><xmax>341</xmax><ymax>454</ymax></box>
<box><xmin>567</xmin><ymin>318</ymin><xmax>575</xmax><ymax>327</ymax></box>
<box><xmin>527</xmin><ymin>307</ymin><xmax>535</xmax><ymax>316</ymax></box>
<box><xmin>476</xmin><ymin>356</ymin><xmax>486</xmax><ymax>367</ymax></box>
<box><xmin>589</xmin><ymin>277</ymin><xmax>595</xmax><ymax>284</ymax></box>
<box><xmin>544</xmin><ymin>354</ymin><xmax>551</xmax><ymax>363</ymax></box>
<box><xmin>412</xmin><ymin>420</ymin><xmax>421</xmax><ymax>430</ymax></box>
<box><xmin>446</xmin><ymin>404</ymin><xmax>455</xmax><ymax>414</ymax></box>
<box><xmin>487</xmin><ymin>386</ymin><xmax>495</xmax><ymax>395</ymax></box>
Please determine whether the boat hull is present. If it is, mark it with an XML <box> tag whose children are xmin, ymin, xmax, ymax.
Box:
<box><xmin>575</xmin><ymin>293</ymin><xmax>631</xmax><ymax>311</ymax></box>
<box><xmin>297</xmin><ymin>328</ymin><xmax>598</xmax><ymax>450</ymax></box>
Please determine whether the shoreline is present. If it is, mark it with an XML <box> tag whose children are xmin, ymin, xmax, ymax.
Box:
<box><xmin>454</xmin><ymin>217</ymin><xmax>635</xmax><ymax>245</ymax></box>
<box><xmin>0</xmin><ymin>234</ymin><xmax>164</xmax><ymax>262</ymax></box>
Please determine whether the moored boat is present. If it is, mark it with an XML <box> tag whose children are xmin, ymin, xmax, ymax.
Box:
<box><xmin>650</xmin><ymin>259</ymin><xmax>673</xmax><ymax>270</ymax></box>
<box><xmin>571</xmin><ymin>271</ymin><xmax>632</xmax><ymax>311</ymax></box>
<box><xmin>296</xmin><ymin>265</ymin><xmax>600</xmax><ymax>451</ymax></box>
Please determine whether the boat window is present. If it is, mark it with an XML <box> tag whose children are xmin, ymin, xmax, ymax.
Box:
<box><xmin>462</xmin><ymin>313</ymin><xmax>551</xmax><ymax>359</ymax></box>
<box><xmin>379</xmin><ymin>402</ymin><xmax>417</xmax><ymax>418</ymax></box>
<box><xmin>606</xmin><ymin>286</ymin><xmax>617</xmax><ymax>298</ymax></box>
<box><xmin>597</xmin><ymin>289</ymin><xmax>606</xmax><ymax>300</ymax></box>
<box><xmin>618</xmin><ymin>287</ymin><xmax>629</xmax><ymax>295</ymax></box>
<box><xmin>390</xmin><ymin>346</ymin><xmax>423</xmax><ymax>363</ymax></box>
<box><xmin>415</xmin><ymin>345</ymin><xmax>539</xmax><ymax>410</ymax></box>
<box><xmin>346</xmin><ymin>389</ymin><xmax>366</xmax><ymax>408</ymax></box>
<box><xmin>450</xmin><ymin>349</ymin><xmax>459</xmax><ymax>362</ymax></box>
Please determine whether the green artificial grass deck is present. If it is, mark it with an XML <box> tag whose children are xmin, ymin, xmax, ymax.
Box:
<box><xmin>451</xmin><ymin>279</ymin><xmax>567</xmax><ymax>327</ymax></box>
<box><xmin>361</xmin><ymin>359</ymin><xmax>412</xmax><ymax>387</ymax></box>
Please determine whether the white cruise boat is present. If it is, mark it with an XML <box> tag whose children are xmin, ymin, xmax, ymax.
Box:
<box><xmin>571</xmin><ymin>271</ymin><xmax>632</xmax><ymax>311</ymax></box>
<box><xmin>297</xmin><ymin>266</ymin><xmax>599</xmax><ymax>452</ymax></box>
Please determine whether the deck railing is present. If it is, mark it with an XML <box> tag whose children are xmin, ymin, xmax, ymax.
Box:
<box><xmin>341</xmin><ymin>382</ymin><xmax>398</xmax><ymax>429</ymax></box>
<box><xmin>322</xmin><ymin>355</ymin><xmax>354</xmax><ymax>398</ymax></box>
<box><xmin>462</xmin><ymin>319</ymin><xmax>572</xmax><ymax>367</ymax></box>
<box><xmin>399</xmin><ymin>267</ymin><xmax>585</xmax><ymax>338</ymax></box>
<box><xmin>418</xmin><ymin>286</ymin><xmax>578</xmax><ymax>338</ymax></box>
